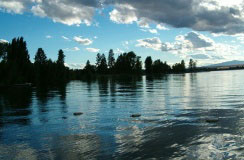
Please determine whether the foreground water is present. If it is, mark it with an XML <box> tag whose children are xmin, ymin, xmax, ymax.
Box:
<box><xmin>0</xmin><ymin>70</ymin><xmax>244</xmax><ymax>159</ymax></box>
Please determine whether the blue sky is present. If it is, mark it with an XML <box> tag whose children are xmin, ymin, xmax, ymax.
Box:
<box><xmin>1</xmin><ymin>0</ymin><xmax>244</xmax><ymax>68</ymax></box>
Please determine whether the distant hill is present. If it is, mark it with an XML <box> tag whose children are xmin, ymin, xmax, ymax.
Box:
<box><xmin>205</xmin><ymin>60</ymin><xmax>244</xmax><ymax>68</ymax></box>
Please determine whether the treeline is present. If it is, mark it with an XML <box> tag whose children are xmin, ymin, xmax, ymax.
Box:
<box><xmin>0</xmin><ymin>37</ymin><xmax>197</xmax><ymax>85</ymax></box>
<box><xmin>0</xmin><ymin>37</ymin><xmax>69</xmax><ymax>85</ymax></box>
<box><xmin>80</xmin><ymin>50</ymin><xmax>143</xmax><ymax>75</ymax></box>
<box><xmin>72</xmin><ymin>49</ymin><xmax>197</xmax><ymax>78</ymax></box>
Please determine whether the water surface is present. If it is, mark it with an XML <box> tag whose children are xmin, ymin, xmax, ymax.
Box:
<box><xmin>0</xmin><ymin>70</ymin><xmax>244</xmax><ymax>159</ymax></box>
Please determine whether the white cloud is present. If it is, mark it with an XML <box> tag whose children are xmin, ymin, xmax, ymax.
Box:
<box><xmin>140</xmin><ymin>28</ymin><xmax>159</xmax><ymax>34</ymax></box>
<box><xmin>94</xmin><ymin>36</ymin><xmax>98</xmax><ymax>39</ymax></box>
<box><xmin>109</xmin><ymin>4</ymin><xmax>137</xmax><ymax>24</ymax></box>
<box><xmin>73</xmin><ymin>36</ymin><xmax>93</xmax><ymax>45</ymax></box>
<box><xmin>160</xmin><ymin>31</ymin><xmax>216</xmax><ymax>52</ymax></box>
<box><xmin>114</xmin><ymin>48</ymin><xmax>124</xmax><ymax>54</ymax></box>
<box><xmin>0</xmin><ymin>39</ymin><xmax>9</xmax><ymax>43</ymax></box>
<box><xmin>93</xmin><ymin>21</ymin><xmax>99</xmax><ymax>27</ymax></box>
<box><xmin>137</xmin><ymin>18</ymin><xmax>150</xmax><ymax>28</ymax></box>
<box><xmin>0</xmin><ymin>1</ymin><xmax>25</xmax><ymax>14</ymax></box>
<box><xmin>235</xmin><ymin>35</ymin><xmax>244</xmax><ymax>44</ymax></box>
<box><xmin>31</xmin><ymin>4</ymin><xmax>46</xmax><ymax>17</ymax></box>
<box><xmin>62</xmin><ymin>36</ymin><xmax>70</xmax><ymax>41</ymax></box>
<box><xmin>64</xmin><ymin>63</ymin><xmax>85</xmax><ymax>69</ymax></box>
<box><xmin>136</xmin><ymin>37</ymin><xmax>162</xmax><ymax>51</ymax></box>
<box><xmin>45</xmin><ymin>35</ymin><xmax>52</xmax><ymax>39</ymax></box>
<box><xmin>156</xmin><ymin>24</ymin><xmax>169</xmax><ymax>30</ymax></box>
<box><xmin>149</xmin><ymin>29</ymin><xmax>158</xmax><ymax>34</ymax></box>
<box><xmin>236</xmin><ymin>36</ymin><xmax>244</xmax><ymax>41</ymax></box>
<box><xmin>179</xmin><ymin>31</ymin><xmax>214</xmax><ymax>49</ymax></box>
<box><xmin>63</xmin><ymin>47</ymin><xmax>80</xmax><ymax>52</ymax></box>
<box><xmin>31</xmin><ymin>0</ymin><xmax>42</xmax><ymax>3</ymax></box>
<box><xmin>122</xmin><ymin>41</ymin><xmax>129</xmax><ymax>49</ymax></box>
<box><xmin>31</xmin><ymin>0</ymin><xmax>96</xmax><ymax>26</ymax></box>
<box><xmin>86</xmin><ymin>47</ymin><xmax>100</xmax><ymax>53</ymax></box>
<box><xmin>0</xmin><ymin>0</ymin><xmax>98</xmax><ymax>26</ymax></box>
<box><xmin>136</xmin><ymin>31</ymin><xmax>239</xmax><ymax>62</ymax></box>
<box><xmin>140</xmin><ymin>29</ymin><xmax>147</xmax><ymax>32</ymax></box>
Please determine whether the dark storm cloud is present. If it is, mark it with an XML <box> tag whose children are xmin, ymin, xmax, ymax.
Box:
<box><xmin>1</xmin><ymin>0</ymin><xmax>244</xmax><ymax>34</ymax></box>
<box><xmin>107</xmin><ymin>0</ymin><xmax>244</xmax><ymax>35</ymax></box>
<box><xmin>62</xmin><ymin>0</ymin><xmax>101</xmax><ymax>7</ymax></box>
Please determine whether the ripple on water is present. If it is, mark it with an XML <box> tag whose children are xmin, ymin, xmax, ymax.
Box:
<box><xmin>0</xmin><ymin>71</ymin><xmax>244</xmax><ymax>159</ymax></box>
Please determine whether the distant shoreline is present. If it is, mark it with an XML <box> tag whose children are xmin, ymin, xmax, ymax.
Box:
<box><xmin>2</xmin><ymin>37</ymin><xmax>244</xmax><ymax>87</ymax></box>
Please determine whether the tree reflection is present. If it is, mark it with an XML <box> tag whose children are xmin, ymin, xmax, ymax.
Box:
<box><xmin>35</xmin><ymin>84</ymin><xmax>68</xmax><ymax>122</ymax></box>
<box><xmin>0</xmin><ymin>87</ymin><xmax>32</xmax><ymax>126</ymax></box>
<box><xmin>115</xmin><ymin>76</ymin><xmax>142</xmax><ymax>95</ymax></box>
<box><xmin>97</xmin><ymin>77</ymin><xmax>109</xmax><ymax>97</ymax></box>
<box><xmin>57</xmin><ymin>84</ymin><xmax>68</xmax><ymax>114</ymax></box>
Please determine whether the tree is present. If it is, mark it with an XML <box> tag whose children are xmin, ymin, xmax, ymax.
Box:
<box><xmin>7</xmin><ymin>37</ymin><xmax>30</xmax><ymax>64</ymax></box>
<box><xmin>152</xmin><ymin>59</ymin><xmax>170</xmax><ymax>74</ymax></box>
<box><xmin>85</xmin><ymin>60</ymin><xmax>91</xmax><ymax>70</ymax></box>
<box><xmin>96</xmin><ymin>53</ymin><xmax>101</xmax><ymax>67</ymax></box>
<box><xmin>152</xmin><ymin>59</ymin><xmax>163</xmax><ymax>73</ymax></box>
<box><xmin>0</xmin><ymin>42</ymin><xmax>8</xmax><ymax>61</ymax></box>
<box><xmin>34</xmin><ymin>48</ymin><xmax>47</xmax><ymax>65</ymax></box>
<box><xmin>4</xmin><ymin>37</ymin><xmax>32</xmax><ymax>84</ymax></box>
<box><xmin>181</xmin><ymin>60</ymin><xmax>185</xmax><ymax>71</ymax></box>
<box><xmin>84</xmin><ymin>60</ymin><xmax>95</xmax><ymax>74</ymax></box>
<box><xmin>163</xmin><ymin>61</ymin><xmax>171</xmax><ymax>72</ymax></box>
<box><xmin>172</xmin><ymin>60</ymin><xmax>186</xmax><ymax>73</ymax></box>
<box><xmin>108</xmin><ymin>49</ymin><xmax>115</xmax><ymax>70</ymax></box>
<box><xmin>34</xmin><ymin>48</ymin><xmax>48</xmax><ymax>84</ymax></box>
<box><xmin>193</xmin><ymin>60</ymin><xmax>197</xmax><ymax>69</ymax></box>
<box><xmin>189</xmin><ymin>59</ymin><xmax>193</xmax><ymax>70</ymax></box>
<box><xmin>114</xmin><ymin>51</ymin><xmax>141</xmax><ymax>73</ymax></box>
<box><xmin>145</xmin><ymin>56</ymin><xmax>153</xmax><ymax>74</ymax></box>
<box><xmin>189</xmin><ymin>59</ymin><xmax>197</xmax><ymax>71</ymax></box>
<box><xmin>135</xmin><ymin>56</ymin><xmax>142</xmax><ymax>73</ymax></box>
<box><xmin>56</xmin><ymin>49</ymin><xmax>67</xmax><ymax>83</ymax></box>
<box><xmin>96</xmin><ymin>53</ymin><xmax>107</xmax><ymax>74</ymax></box>
<box><xmin>57</xmin><ymin>49</ymin><xmax>65</xmax><ymax>65</ymax></box>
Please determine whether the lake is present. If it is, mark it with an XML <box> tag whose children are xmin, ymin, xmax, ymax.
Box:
<box><xmin>0</xmin><ymin>70</ymin><xmax>244</xmax><ymax>160</ymax></box>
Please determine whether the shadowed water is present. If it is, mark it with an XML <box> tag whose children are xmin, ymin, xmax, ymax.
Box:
<box><xmin>0</xmin><ymin>70</ymin><xmax>244</xmax><ymax>159</ymax></box>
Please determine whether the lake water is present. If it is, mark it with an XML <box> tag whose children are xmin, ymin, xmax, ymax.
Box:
<box><xmin>0</xmin><ymin>70</ymin><xmax>244</xmax><ymax>160</ymax></box>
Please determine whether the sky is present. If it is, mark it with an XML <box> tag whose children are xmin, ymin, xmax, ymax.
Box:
<box><xmin>1</xmin><ymin>0</ymin><xmax>244</xmax><ymax>68</ymax></box>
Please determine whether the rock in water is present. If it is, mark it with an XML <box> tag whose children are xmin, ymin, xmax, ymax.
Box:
<box><xmin>131</xmin><ymin>114</ymin><xmax>141</xmax><ymax>118</ymax></box>
<box><xmin>73</xmin><ymin>112</ymin><xmax>83</xmax><ymax>116</ymax></box>
<box><xmin>205</xmin><ymin>118</ymin><xmax>219</xmax><ymax>123</ymax></box>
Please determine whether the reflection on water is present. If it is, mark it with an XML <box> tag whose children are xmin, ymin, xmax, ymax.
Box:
<box><xmin>0</xmin><ymin>70</ymin><xmax>244</xmax><ymax>159</ymax></box>
<box><xmin>0</xmin><ymin>87</ymin><xmax>32</xmax><ymax>126</ymax></box>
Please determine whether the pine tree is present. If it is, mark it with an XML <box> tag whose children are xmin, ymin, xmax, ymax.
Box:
<box><xmin>57</xmin><ymin>49</ymin><xmax>65</xmax><ymax>65</ymax></box>
<box><xmin>145</xmin><ymin>56</ymin><xmax>153</xmax><ymax>74</ymax></box>
<box><xmin>108</xmin><ymin>49</ymin><xmax>115</xmax><ymax>69</ymax></box>
<box><xmin>96</xmin><ymin>53</ymin><xmax>107</xmax><ymax>74</ymax></box>
<box><xmin>0</xmin><ymin>42</ymin><xmax>8</xmax><ymax>61</ymax></box>
<box><xmin>34</xmin><ymin>48</ymin><xmax>47</xmax><ymax>65</ymax></box>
